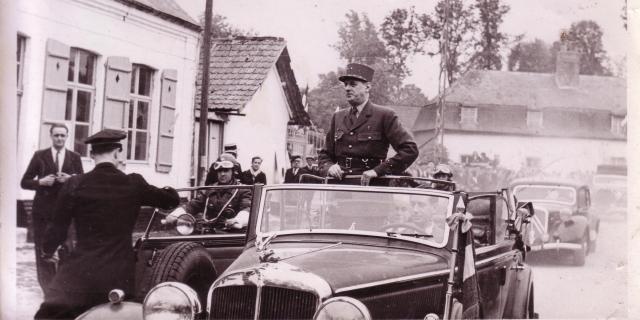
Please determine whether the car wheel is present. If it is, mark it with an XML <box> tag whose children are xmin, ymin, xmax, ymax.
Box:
<box><xmin>573</xmin><ymin>235</ymin><xmax>587</xmax><ymax>266</ymax></box>
<box><xmin>589</xmin><ymin>225</ymin><xmax>598</xmax><ymax>253</ymax></box>
<box><xmin>137</xmin><ymin>242</ymin><xmax>217</xmax><ymax>304</ymax></box>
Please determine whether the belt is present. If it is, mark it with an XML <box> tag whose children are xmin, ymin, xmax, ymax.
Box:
<box><xmin>336</xmin><ymin>157</ymin><xmax>384</xmax><ymax>170</ymax></box>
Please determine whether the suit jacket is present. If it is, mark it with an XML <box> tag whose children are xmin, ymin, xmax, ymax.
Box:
<box><xmin>318</xmin><ymin>101</ymin><xmax>418</xmax><ymax>176</ymax></box>
<box><xmin>284</xmin><ymin>168</ymin><xmax>304</xmax><ymax>183</ymax></box>
<box><xmin>21</xmin><ymin>148</ymin><xmax>84</xmax><ymax>218</ymax></box>
<box><xmin>239</xmin><ymin>170</ymin><xmax>267</xmax><ymax>185</ymax></box>
<box><xmin>42</xmin><ymin>163</ymin><xmax>179</xmax><ymax>296</ymax></box>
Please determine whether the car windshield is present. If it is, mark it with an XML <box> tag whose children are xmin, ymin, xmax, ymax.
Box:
<box><xmin>258</xmin><ymin>187</ymin><xmax>451</xmax><ymax>245</ymax></box>
<box><xmin>593</xmin><ymin>175</ymin><xmax>626</xmax><ymax>186</ymax></box>
<box><xmin>513</xmin><ymin>185</ymin><xmax>576</xmax><ymax>204</ymax></box>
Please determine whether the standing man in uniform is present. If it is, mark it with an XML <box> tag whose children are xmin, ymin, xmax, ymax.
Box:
<box><xmin>20</xmin><ymin>123</ymin><xmax>84</xmax><ymax>297</ymax></box>
<box><xmin>318</xmin><ymin>63</ymin><xmax>419</xmax><ymax>185</ymax></box>
<box><xmin>34</xmin><ymin>129</ymin><xmax>180</xmax><ymax>319</ymax></box>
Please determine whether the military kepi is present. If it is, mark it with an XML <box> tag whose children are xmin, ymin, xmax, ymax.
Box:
<box><xmin>339</xmin><ymin>63</ymin><xmax>374</xmax><ymax>83</ymax></box>
<box><xmin>84</xmin><ymin>129</ymin><xmax>126</xmax><ymax>151</ymax></box>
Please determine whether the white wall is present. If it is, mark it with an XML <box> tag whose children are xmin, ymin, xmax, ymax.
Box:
<box><xmin>223</xmin><ymin>65</ymin><xmax>292</xmax><ymax>184</ymax></box>
<box><xmin>16</xmin><ymin>0</ymin><xmax>200</xmax><ymax>198</ymax></box>
<box><xmin>443</xmin><ymin>133</ymin><xmax>626</xmax><ymax>172</ymax></box>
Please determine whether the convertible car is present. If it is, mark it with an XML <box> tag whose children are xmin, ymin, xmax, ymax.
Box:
<box><xmin>510</xmin><ymin>178</ymin><xmax>599</xmax><ymax>266</ymax></box>
<box><xmin>77</xmin><ymin>176</ymin><xmax>536</xmax><ymax>320</ymax></box>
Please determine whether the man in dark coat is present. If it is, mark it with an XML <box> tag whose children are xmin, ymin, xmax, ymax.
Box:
<box><xmin>20</xmin><ymin>123</ymin><xmax>84</xmax><ymax>296</ymax></box>
<box><xmin>240</xmin><ymin>156</ymin><xmax>267</xmax><ymax>185</ymax></box>
<box><xmin>34</xmin><ymin>129</ymin><xmax>180</xmax><ymax>319</ymax></box>
<box><xmin>318</xmin><ymin>63</ymin><xmax>418</xmax><ymax>185</ymax></box>
<box><xmin>284</xmin><ymin>155</ymin><xmax>304</xmax><ymax>183</ymax></box>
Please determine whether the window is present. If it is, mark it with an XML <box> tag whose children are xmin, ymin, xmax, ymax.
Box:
<box><xmin>527</xmin><ymin>110</ymin><xmax>543</xmax><ymax>128</ymax></box>
<box><xmin>460</xmin><ymin>107</ymin><xmax>477</xmax><ymax>123</ymax></box>
<box><xmin>17</xmin><ymin>35</ymin><xmax>26</xmax><ymax>134</ymax></box>
<box><xmin>67</xmin><ymin>48</ymin><xmax>97</xmax><ymax>156</ymax></box>
<box><xmin>127</xmin><ymin>64</ymin><xmax>154</xmax><ymax>161</ymax></box>
<box><xmin>611</xmin><ymin>115</ymin><xmax>625</xmax><ymax>136</ymax></box>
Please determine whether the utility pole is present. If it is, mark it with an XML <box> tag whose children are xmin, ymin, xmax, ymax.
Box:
<box><xmin>197</xmin><ymin>0</ymin><xmax>213</xmax><ymax>186</ymax></box>
<box><xmin>436</xmin><ymin>0</ymin><xmax>450</xmax><ymax>163</ymax></box>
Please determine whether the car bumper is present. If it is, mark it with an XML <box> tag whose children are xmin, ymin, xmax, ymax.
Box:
<box><xmin>75</xmin><ymin>301</ymin><xmax>142</xmax><ymax>320</ymax></box>
<box><xmin>530</xmin><ymin>242</ymin><xmax>581</xmax><ymax>251</ymax></box>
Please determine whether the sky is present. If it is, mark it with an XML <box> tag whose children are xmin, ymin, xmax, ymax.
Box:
<box><xmin>180</xmin><ymin>0</ymin><xmax>627</xmax><ymax>98</ymax></box>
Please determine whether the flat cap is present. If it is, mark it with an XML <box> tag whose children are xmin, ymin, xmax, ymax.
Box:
<box><xmin>84</xmin><ymin>129</ymin><xmax>126</xmax><ymax>145</ymax></box>
<box><xmin>339</xmin><ymin>63</ymin><xmax>374</xmax><ymax>83</ymax></box>
<box><xmin>290</xmin><ymin>154</ymin><xmax>302</xmax><ymax>162</ymax></box>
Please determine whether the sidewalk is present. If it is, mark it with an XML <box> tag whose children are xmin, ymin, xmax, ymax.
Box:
<box><xmin>16</xmin><ymin>228</ymin><xmax>43</xmax><ymax>319</ymax></box>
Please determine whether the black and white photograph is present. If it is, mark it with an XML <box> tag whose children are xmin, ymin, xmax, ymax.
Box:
<box><xmin>0</xmin><ymin>0</ymin><xmax>637</xmax><ymax>319</ymax></box>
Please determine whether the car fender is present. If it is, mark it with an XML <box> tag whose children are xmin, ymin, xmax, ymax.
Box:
<box><xmin>504</xmin><ymin>263</ymin><xmax>533</xmax><ymax>318</ymax></box>
<box><xmin>75</xmin><ymin>301</ymin><xmax>142</xmax><ymax>320</ymax></box>
<box><xmin>556</xmin><ymin>215</ymin><xmax>588</xmax><ymax>242</ymax></box>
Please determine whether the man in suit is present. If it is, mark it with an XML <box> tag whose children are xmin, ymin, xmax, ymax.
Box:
<box><xmin>20</xmin><ymin>123</ymin><xmax>84</xmax><ymax>296</ymax></box>
<box><xmin>284</xmin><ymin>155</ymin><xmax>304</xmax><ymax>183</ymax></box>
<box><xmin>303</xmin><ymin>155</ymin><xmax>320</xmax><ymax>176</ymax></box>
<box><xmin>240</xmin><ymin>156</ymin><xmax>267</xmax><ymax>185</ymax></box>
<box><xmin>318</xmin><ymin>63</ymin><xmax>419</xmax><ymax>185</ymax></box>
<box><xmin>34</xmin><ymin>129</ymin><xmax>180</xmax><ymax>319</ymax></box>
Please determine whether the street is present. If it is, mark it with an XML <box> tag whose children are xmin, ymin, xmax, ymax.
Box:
<box><xmin>529</xmin><ymin>218</ymin><xmax>628</xmax><ymax>318</ymax></box>
<box><xmin>16</xmin><ymin>219</ymin><xmax>628</xmax><ymax>318</ymax></box>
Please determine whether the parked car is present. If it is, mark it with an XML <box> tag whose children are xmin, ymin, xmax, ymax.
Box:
<box><xmin>77</xmin><ymin>177</ymin><xmax>536</xmax><ymax>320</ymax></box>
<box><xmin>510</xmin><ymin>178</ymin><xmax>599</xmax><ymax>266</ymax></box>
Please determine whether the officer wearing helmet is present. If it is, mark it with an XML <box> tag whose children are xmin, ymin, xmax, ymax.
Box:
<box><xmin>167</xmin><ymin>160</ymin><xmax>252</xmax><ymax>229</ymax></box>
<box><xmin>431</xmin><ymin>164</ymin><xmax>455</xmax><ymax>191</ymax></box>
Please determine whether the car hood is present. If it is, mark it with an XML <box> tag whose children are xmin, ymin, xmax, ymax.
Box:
<box><xmin>221</xmin><ymin>241</ymin><xmax>449</xmax><ymax>292</ymax></box>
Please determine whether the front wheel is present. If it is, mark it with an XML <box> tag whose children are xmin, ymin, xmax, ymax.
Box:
<box><xmin>573</xmin><ymin>235</ymin><xmax>588</xmax><ymax>266</ymax></box>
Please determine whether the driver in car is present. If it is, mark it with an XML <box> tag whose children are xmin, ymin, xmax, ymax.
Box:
<box><xmin>167</xmin><ymin>160</ymin><xmax>252</xmax><ymax>229</ymax></box>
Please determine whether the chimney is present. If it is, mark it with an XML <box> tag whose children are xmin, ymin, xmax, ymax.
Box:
<box><xmin>555</xmin><ymin>48</ymin><xmax>580</xmax><ymax>88</ymax></box>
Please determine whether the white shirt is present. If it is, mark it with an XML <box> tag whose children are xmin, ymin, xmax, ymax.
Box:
<box><xmin>249</xmin><ymin>168</ymin><xmax>262</xmax><ymax>177</ymax></box>
<box><xmin>51</xmin><ymin>147</ymin><xmax>66</xmax><ymax>173</ymax></box>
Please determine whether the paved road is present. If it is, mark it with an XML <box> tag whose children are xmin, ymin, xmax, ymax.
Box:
<box><xmin>16</xmin><ymin>219</ymin><xmax>629</xmax><ymax>318</ymax></box>
<box><xmin>528</xmin><ymin>218</ymin><xmax>628</xmax><ymax>318</ymax></box>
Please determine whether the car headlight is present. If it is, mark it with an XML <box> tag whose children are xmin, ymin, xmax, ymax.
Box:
<box><xmin>313</xmin><ymin>297</ymin><xmax>371</xmax><ymax>320</ymax></box>
<box><xmin>143</xmin><ymin>282</ymin><xmax>201</xmax><ymax>320</ymax></box>
<box><xmin>176</xmin><ymin>214</ymin><xmax>195</xmax><ymax>235</ymax></box>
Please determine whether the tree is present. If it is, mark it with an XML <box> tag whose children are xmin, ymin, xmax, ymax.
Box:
<box><xmin>419</xmin><ymin>0</ymin><xmax>476</xmax><ymax>85</ymax></box>
<box><xmin>199</xmin><ymin>14</ymin><xmax>254</xmax><ymax>38</ymax></box>
<box><xmin>507</xmin><ymin>39</ymin><xmax>554</xmax><ymax>73</ymax></box>
<box><xmin>468</xmin><ymin>0</ymin><xmax>510</xmax><ymax>70</ymax></box>
<box><xmin>333</xmin><ymin>11</ymin><xmax>388</xmax><ymax>65</ymax></box>
<box><xmin>380</xmin><ymin>7</ymin><xmax>426</xmax><ymax>79</ymax></box>
<box><xmin>562</xmin><ymin>20</ymin><xmax>611</xmax><ymax>76</ymax></box>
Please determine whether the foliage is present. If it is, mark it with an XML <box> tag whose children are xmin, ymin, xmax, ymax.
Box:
<box><xmin>333</xmin><ymin>11</ymin><xmax>388</xmax><ymax>65</ymax></box>
<box><xmin>380</xmin><ymin>7</ymin><xmax>426</xmax><ymax>79</ymax></box>
<box><xmin>561</xmin><ymin>20</ymin><xmax>611</xmax><ymax>76</ymax></box>
<box><xmin>468</xmin><ymin>0</ymin><xmax>510</xmax><ymax>70</ymax></box>
<box><xmin>507</xmin><ymin>39</ymin><xmax>554</xmax><ymax>73</ymax></box>
<box><xmin>199</xmin><ymin>14</ymin><xmax>254</xmax><ymax>38</ymax></box>
<box><xmin>419</xmin><ymin>0</ymin><xmax>476</xmax><ymax>85</ymax></box>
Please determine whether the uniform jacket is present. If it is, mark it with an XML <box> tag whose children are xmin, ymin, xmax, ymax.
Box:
<box><xmin>20</xmin><ymin>148</ymin><xmax>84</xmax><ymax>217</ymax></box>
<box><xmin>284</xmin><ymin>168</ymin><xmax>305</xmax><ymax>183</ymax></box>
<box><xmin>318</xmin><ymin>101</ymin><xmax>418</xmax><ymax>176</ymax></box>
<box><xmin>184</xmin><ymin>179</ymin><xmax>252</xmax><ymax>220</ymax></box>
<box><xmin>239</xmin><ymin>170</ymin><xmax>267</xmax><ymax>185</ymax></box>
<box><xmin>42</xmin><ymin>163</ymin><xmax>179</xmax><ymax>295</ymax></box>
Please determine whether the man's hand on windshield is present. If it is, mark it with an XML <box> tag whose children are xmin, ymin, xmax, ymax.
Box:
<box><xmin>163</xmin><ymin>207</ymin><xmax>187</xmax><ymax>224</ymax></box>
<box><xmin>225</xmin><ymin>210</ymin><xmax>249</xmax><ymax>229</ymax></box>
<box><xmin>361</xmin><ymin>170</ymin><xmax>377</xmax><ymax>186</ymax></box>
<box><xmin>327</xmin><ymin>164</ymin><xmax>343</xmax><ymax>179</ymax></box>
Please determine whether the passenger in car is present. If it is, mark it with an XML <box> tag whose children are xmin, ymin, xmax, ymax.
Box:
<box><xmin>168</xmin><ymin>160</ymin><xmax>252</xmax><ymax>229</ymax></box>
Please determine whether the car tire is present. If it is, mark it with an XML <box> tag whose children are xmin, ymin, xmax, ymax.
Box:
<box><xmin>573</xmin><ymin>235</ymin><xmax>587</xmax><ymax>266</ymax></box>
<box><xmin>138</xmin><ymin>242</ymin><xmax>217</xmax><ymax>304</ymax></box>
<box><xmin>589</xmin><ymin>225</ymin><xmax>598</xmax><ymax>253</ymax></box>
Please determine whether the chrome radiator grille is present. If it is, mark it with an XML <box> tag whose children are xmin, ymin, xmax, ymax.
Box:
<box><xmin>210</xmin><ymin>285</ymin><xmax>317</xmax><ymax>320</ymax></box>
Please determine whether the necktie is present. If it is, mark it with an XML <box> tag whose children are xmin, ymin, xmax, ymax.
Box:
<box><xmin>349</xmin><ymin>107</ymin><xmax>358</xmax><ymax>126</ymax></box>
<box><xmin>55</xmin><ymin>150</ymin><xmax>61</xmax><ymax>174</ymax></box>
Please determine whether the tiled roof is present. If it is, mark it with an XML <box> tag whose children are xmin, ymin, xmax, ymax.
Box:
<box><xmin>437</xmin><ymin>69</ymin><xmax>626</xmax><ymax>114</ymax></box>
<box><xmin>196</xmin><ymin>37</ymin><xmax>310</xmax><ymax>125</ymax></box>
<box><xmin>114</xmin><ymin>0</ymin><xmax>200</xmax><ymax>31</ymax></box>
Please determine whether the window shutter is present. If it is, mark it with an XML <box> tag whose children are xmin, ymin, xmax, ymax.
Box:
<box><xmin>156</xmin><ymin>69</ymin><xmax>177</xmax><ymax>173</ymax></box>
<box><xmin>103</xmin><ymin>56</ymin><xmax>132</xmax><ymax>154</ymax></box>
<box><xmin>40</xmin><ymin>39</ymin><xmax>70</xmax><ymax>148</ymax></box>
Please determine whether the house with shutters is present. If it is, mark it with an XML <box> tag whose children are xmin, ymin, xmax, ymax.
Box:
<box><xmin>195</xmin><ymin>36</ymin><xmax>311</xmax><ymax>184</ymax></box>
<box><xmin>411</xmin><ymin>50</ymin><xmax>627</xmax><ymax>174</ymax></box>
<box><xmin>15</xmin><ymin>0</ymin><xmax>201</xmax><ymax>206</ymax></box>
